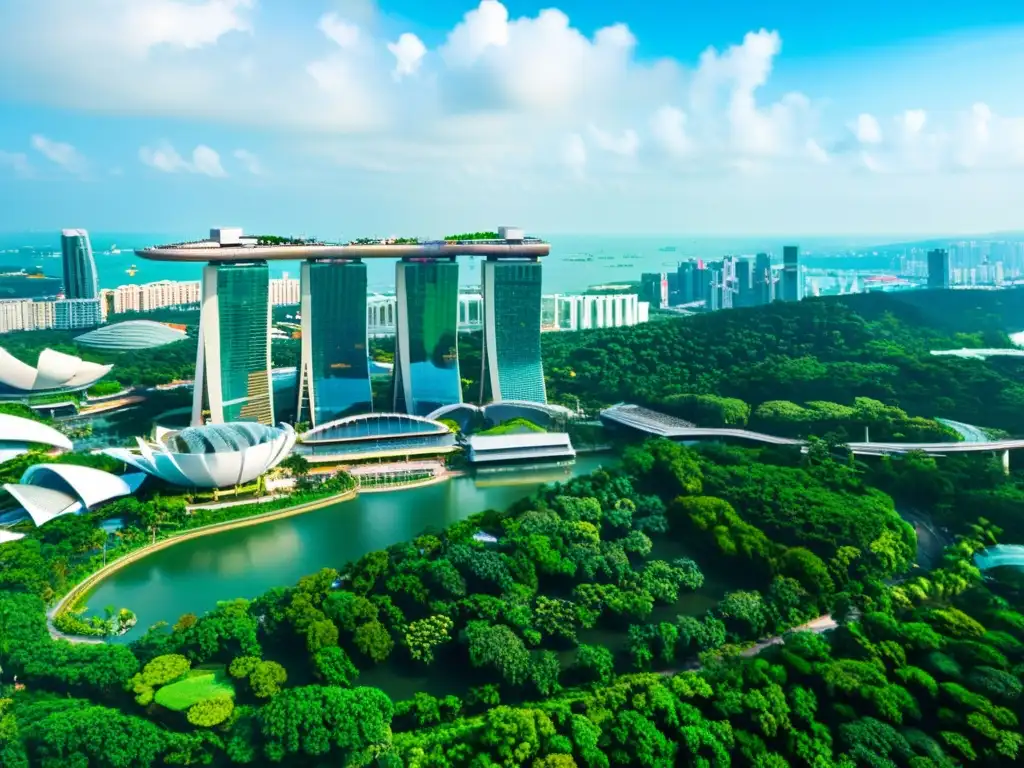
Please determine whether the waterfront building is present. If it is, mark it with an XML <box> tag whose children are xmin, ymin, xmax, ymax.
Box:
<box><xmin>427</xmin><ymin>400</ymin><xmax>574</xmax><ymax>433</ymax></box>
<box><xmin>0</xmin><ymin>347</ymin><xmax>111</xmax><ymax>401</ymax></box>
<box><xmin>0</xmin><ymin>413</ymin><xmax>73</xmax><ymax>465</ymax></box>
<box><xmin>54</xmin><ymin>298</ymin><xmax>102</xmax><ymax>329</ymax></box>
<box><xmin>0</xmin><ymin>299</ymin><xmax>55</xmax><ymax>334</ymax></box>
<box><xmin>297</xmin><ymin>413</ymin><xmax>456</xmax><ymax>462</ymax></box>
<box><xmin>194</xmin><ymin>262</ymin><xmax>274</xmax><ymax>425</ymax></box>
<box><xmin>2</xmin><ymin>463</ymin><xmax>143</xmax><ymax>527</ymax></box>
<box><xmin>393</xmin><ymin>257</ymin><xmax>462</xmax><ymax>416</ymax></box>
<box><xmin>466</xmin><ymin>432</ymin><xmax>576</xmax><ymax>466</ymax></box>
<box><xmin>102</xmin><ymin>280</ymin><xmax>202</xmax><ymax>316</ymax></box>
<box><xmin>542</xmin><ymin>293</ymin><xmax>647</xmax><ymax>331</ymax></box>
<box><xmin>480</xmin><ymin>258</ymin><xmax>547</xmax><ymax>404</ymax></box>
<box><xmin>136</xmin><ymin>226</ymin><xmax>550</xmax><ymax>418</ymax></box>
<box><xmin>104</xmin><ymin>422</ymin><xmax>296</xmax><ymax>488</ymax></box>
<box><xmin>781</xmin><ymin>245</ymin><xmax>800</xmax><ymax>301</ymax></box>
<box><xmin>928</xmin><ymin>248</ymin><xmax>951</xmax><ymax>289</ymax></box>
<box><xmin>297</xmin><ymin>260</ymin><xmax>372</xmax><ymax>426</ymax></box>
<box><xmin>74</xmin><ymin>320</ymin><xmax>187</xmax><ymax>350</ymax></box>
<box><xmin>60</xmin><ymin>229</ymin><xmax>99</xmax><ymax>300</ymax></box>
<box><xmin>640</xmin><ymin>272</ymin><xmax>669</xmax><ymax>309</ymax></box>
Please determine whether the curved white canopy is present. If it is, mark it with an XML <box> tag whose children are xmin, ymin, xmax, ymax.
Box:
<box><xmin>0</xmin><ymin>347</ymin><xmax>112</xmax><ymax>393</ymax></box>
<box><xmin>0</xmin><ymin>413</ymin><xmax>74</xmax><ymax>452</ymax></box>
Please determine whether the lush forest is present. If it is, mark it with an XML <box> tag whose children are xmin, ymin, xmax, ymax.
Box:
<box><xmin>3</xmin><ymin>436</ymin><xmax>1023</xmax><ymax>765</ymax></box>
<box><xmin>540</xmin><ymin>290</ymin><xmax>1024</xmax><ymax>435</ymax></box>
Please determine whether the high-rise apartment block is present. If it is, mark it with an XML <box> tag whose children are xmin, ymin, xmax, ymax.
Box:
<box><xmin>640</xmin><ymin>273</ymin><xmax>669</xmax><ymax>309</ymax></box>
<box><xmin>60</xmin><ymin>229</ymin><xmax>99</xmax><ymax>300</ymax></box>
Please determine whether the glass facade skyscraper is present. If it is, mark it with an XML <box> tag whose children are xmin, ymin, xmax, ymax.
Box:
<box><xmin>394</xmin><ymin>258</ymin><xmax>462</xmax><ymax>417</ymax></box>
<box><xmin>781</xmin><ymin>245</ymin><xmax>800</xmax><ymax>302</ymax></box>
<box><xmin>481</xmin><ymin>259</ymin><xmax>547</xmax><ymax>404</ymax></box>
<box><xmin>297</xmin><ymin>260</ymin><xmax>372</xmax><ymax>426</ymax></box>
<box><xmin>193</xmin><ymin>262</ymin><xmax>274</xmax><ymax>426</ymax></box>
<box><xmin>60</xmin><ymin>229</ymin><xmax>98</xmax><ymax>300</ymax></box>
<box><xmin>927</xmin><ymin>248</ymin><xmax>951</xmax><ymax>289</ymax></box>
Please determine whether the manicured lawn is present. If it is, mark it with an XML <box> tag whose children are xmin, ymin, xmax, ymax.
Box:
<box><xmin>154</xmin><ymin>669</ymin><xmax>235</xmax><ymax>711</ymax></box>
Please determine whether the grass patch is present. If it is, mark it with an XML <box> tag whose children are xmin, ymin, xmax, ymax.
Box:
<box><xmin>478</xmin><ymin>418</ymin><xmax>546</xmax><ymax>436</ymax></box>
<box><xmin>154</xmin><ymin>669</ymin><xmax>235</xmax><ymax>712</ymax></box>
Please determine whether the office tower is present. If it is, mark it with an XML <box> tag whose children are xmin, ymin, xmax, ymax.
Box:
<box><xmin>754</xmin><ymin>252</ymin><xmax>773</xmax><ymax>304</ymax></box>
<box><xmin>676</xmin><ymin>261</ymin><xmax>696</xmax><ymax>304</ymax></box>
<box><xmin>927</xmin><ymin>248</ymin><xmax>951</xmax><ymax>289</ymax></box>
<box><xmin>732</xmin><ymin>257</ymin><xmax>756</xmax><ymax>307</ymax></box>
<box><xmin>704</xmin><ymin>261</ymin><xmax>724</xmax><ymax>311</ymax></box>
<box><xmin>60</xmin><ymin>229</ymin><xmax>99</xmax><ymax>300</ymax></box>
<box><xmin>394</xmin><ymin>257</ymin><xmax>462</xmax><ymax>417</ymax></box>
<box><xmin>781</xmin><ymin>245</ymin><xmax>799</xmax><ymax>301</ymax></box>
<box><xmin>480</xmin><ymin>258</ymin><xmax>547</xmax><ymax>404</ymax></box>
<box><xmin>297</xmin><ymin>260</ymin><xmax>372</xmax><ymax>427</ymax></box>
<box><xmin>693</xmin><ymin>260</ymin><xmax>711</xmax><ymax>304</ymax></box>
<box><xmin>193</xmin><ymin>262</ymin><xmax>273</xmax><ymax>426</ymax></box>
<box><xmin>666</xmin><ymin>272</ymin><xmax>680</xmax><ymax>306</ymax></box>
<box><xmin>640</xmin><ymin>273</ymin><xmax>669</xmax><ymax>309</ymax></box>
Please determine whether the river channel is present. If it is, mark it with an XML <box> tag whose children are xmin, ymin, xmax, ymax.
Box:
<box><xmin>86</xmin><ymin>456</ymin><xmax>613</xmax><ymax>642</ymax></box>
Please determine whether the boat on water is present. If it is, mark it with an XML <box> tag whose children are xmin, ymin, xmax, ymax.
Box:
<box><xmin>659</xmin><ymin>246</ymin><xmax>678</xmax><ymax>252</ymax></box>
<box><xmin>126</xmin><ymin>264</ymin><xmax>138</xmax><ymax>277</ymax></box>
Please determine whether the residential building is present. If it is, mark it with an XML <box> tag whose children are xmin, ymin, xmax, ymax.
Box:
<box><xmin>54</xmin><ymin>298</ymin><xmax>102</xmax><ymax>330</ymax></box>
<box><xmin>754</xmin><ymin>252</ymin><xmax>773</xmax><ymax>304</ymax></box>
<box><xmin>640</xmin><ymin>272</ymin><xmax>669</xmax><ymax>309</ymax></box>
<box><xmin>60</xmin><ymin>229</ymin><xmax>99</xmax><ymax>300</ymax></box>
<box><xmin>0</xmin><ymin>300</ymin><xmax>55</xmax><ymax>334</ymax></box>
<box><xmin>543</xmin><ymin>293</ymin><xmax>647</xmax><ymax>331</ymax></box>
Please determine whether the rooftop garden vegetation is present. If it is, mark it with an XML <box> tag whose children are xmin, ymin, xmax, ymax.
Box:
<box><xmin>444</xmin><ymin>231</ymin><xmax>500</xmax><ymax>241</ymax></box>
<box><xmin>251</xmin><ymin>235</ymin><xmax>321</xmax><ymax>246</ymax></box>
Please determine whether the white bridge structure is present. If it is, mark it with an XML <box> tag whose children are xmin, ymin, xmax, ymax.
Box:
<box><xmin>600</xmin><ymin>403</ymin><xmax>1024</xmax><ymax>471</ymax></box>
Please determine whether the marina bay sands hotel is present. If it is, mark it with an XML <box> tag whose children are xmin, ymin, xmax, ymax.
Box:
<box><xmin>136</xmin><ymin>227</ymin><xmax>549</xmax><ymax>427</ymax></box>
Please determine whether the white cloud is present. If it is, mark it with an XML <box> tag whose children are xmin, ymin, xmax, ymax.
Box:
<box><xmin>2</xmin><ymin>0</ymin><xmax>1024</xmax><ymax>204</ymax></box>
<box><xmin>139</xmin><ymin>142</ymin><xmax>227</xmax><ymax>177</ymax></box>
<box><xmin>805</xmin><ymin>139</ymin><xmax>829</xmax><ymax>164</ymax></box>
<box><xmin>563</xmin><ymin>133</ymin><xmax>587</xmax><ymax>176</ymax></box>
<box><xmin>319</xmin><ymin>13</ymin><xmax>360</xmax><ymax>48</ymax></box>
<box><xmin>388</xmin><ymin>33</ymin><xmax>426</xmax><ymax>79</ymax></box>
<box><xmin>649</xmin><ymin>106</ymin><xmax>692</xmax><ymax>159</ymax></box>
<box><xmin>588</xmin><ymin>125</ymin><xmax>640</xmax><ymax>157</ymax></box>
<box><xmin>0</xmin><ymin>151</ymin><xmax>32</xmax><ymax>178</ymax></box>
<box><xmin>30</xmin><ymin>134</ymin><xmax>86</xmax><ymax>173</ymax></box>
<box><xmin>853</xmin><ymin>113</ymin><xmax>883</xmax><ymax>144</ymax></box>
<box><xmin>233</xmin><ymin>149</ymin><xmax>263</xmax><ymax>175</ymax></box>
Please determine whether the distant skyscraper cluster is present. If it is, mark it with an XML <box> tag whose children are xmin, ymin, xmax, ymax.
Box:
<box><xmin>641</xmin><ymin>246</ymin><xmax>800</xmax><ymax>312</ymax></box>
<box><xmin>906</xmin><ymin>240</ymin><xmax>1022</xmax><ymax>287</ymax></box>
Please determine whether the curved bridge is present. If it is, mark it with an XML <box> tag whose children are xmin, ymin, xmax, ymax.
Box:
<box><xmin>600</xmin><ymin>404</ymin><xmax>1024</xmax><ymax>460</ymax></box>
<box><xmin>975</xmin><ymin>544</ymin><xmax>1024</xmax><ymax>571</ymax></box>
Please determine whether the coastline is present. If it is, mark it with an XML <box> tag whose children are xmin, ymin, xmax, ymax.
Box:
<box><xmin>47</xmin><ymin>487</ymin><xmax>358</xmax><ymax>643</ymax></box>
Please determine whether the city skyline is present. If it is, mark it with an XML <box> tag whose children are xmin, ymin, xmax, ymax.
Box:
<box><xmin>1</xmin><ymin>1</ymin><xmax>1023</xmax><ymax>235</ymax></box>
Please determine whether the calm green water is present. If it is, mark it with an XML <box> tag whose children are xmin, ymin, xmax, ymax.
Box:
<box><xmin>86</xmin><ymin>457</ymin><xmax>612</xmax><ymax>642</ymax></box>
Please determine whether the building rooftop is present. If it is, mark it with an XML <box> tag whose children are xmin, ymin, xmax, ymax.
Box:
<box><xmin>137</xmin><ymin>227</ymin><xmax>550</xmax><ymax>262</ymax></box>
<box><xmin>75</xmin><ymin>320</ymin><xmax>188</xmax><ymax>350</ymax></box>
<box><xmin>61</xmin><ymin>229</ymin><xmax>89</xmax><ymax>238</ymax></box>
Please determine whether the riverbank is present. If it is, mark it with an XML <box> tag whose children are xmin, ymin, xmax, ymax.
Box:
<box><xmin>47</xmin><ymin>487</ymin><xmax>358</xmax><ymax>642</ymax></box>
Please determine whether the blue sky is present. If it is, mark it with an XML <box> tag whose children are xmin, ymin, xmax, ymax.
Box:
<box><xmin>0</xmin><ymin>0</ymin><xmax>1022</xmax><ymax>237</ymax></box>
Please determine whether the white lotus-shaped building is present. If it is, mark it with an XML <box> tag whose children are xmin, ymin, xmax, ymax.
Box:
<box><xmin>0</xmin><ymin>413</ymin><xmax>74</xmax><ymax>464</ymax></box>
<box><xmin>102</xmin><ymin>422</ymin><xmax>296</xmax><ymax>488</ymax></box>
<box><xmin>3</xmin><ymin>463</ymin><xmax>145</xmax><ymax>527</ymax></box>
<box><xmin>0</xmin><ymin>347</ymin><xmax>112</xmax><ymax>398</ymax></box>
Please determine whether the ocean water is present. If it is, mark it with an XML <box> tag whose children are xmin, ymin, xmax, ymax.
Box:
<box><xmin>0</xmin><ymin>232</ymin><xmax>897</xmax><ymax>296</ymax></box>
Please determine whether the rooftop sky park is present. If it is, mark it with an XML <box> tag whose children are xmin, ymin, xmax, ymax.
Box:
<box><xmin>135</xmin><ymin>227</ymin><xmax>551</xmax><ymax>427</ymax></box>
